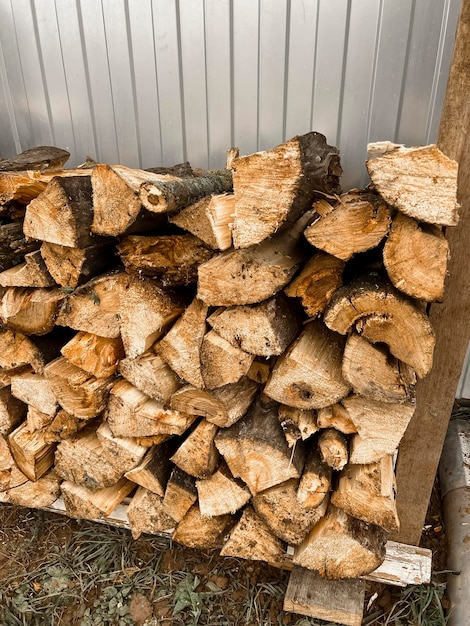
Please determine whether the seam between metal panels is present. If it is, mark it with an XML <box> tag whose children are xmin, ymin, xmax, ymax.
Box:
<box><xmin>229</xmin><ymin>0</ymin><xmax>235</xmax><ymax>149</ymax></box>
<box><xmin>309</xmin><ymin>0</ymin><xmax>320</xmax><ymax>133</ymax></box>
<box><xmin>150</xmin><ymin>1</ymin><xmax>163</xmax><ymax>166</ymax></box>
<box><xmin>336</xmin><ymin>0</ymin><xmax>352</xmax><ymax>148</ymax></box>
<box><xmin>9</xmin><ymin>0</ymin><xmax>32</xmax><ymax>150</ymax></box>
<box><xmin>365</xmin><ymin>0</ymin><xmax>384</xmax><ymax>145</ymax></box>
<box><xmin>394</xmin><ymin>0</ymin><xmax>416</xmax><ymax>142</ymax></box>
<box><xmin>100</xmin><ymin>0</ymin><xmax>119</xmax><ymax>162</ymax></box>
<box><xmin>282</xmin><ymin>0</ymin><xmax>291</xmax><ymax>143</ymax></box>
<box><xmin>175</xmin><ymin>0</ymin><xmax>187</xmax><ymax>163</ymax></box>
<box><xmin>124</xmin><ymin>0</ymin><xmax>142</xmax><ymax>168</ymax></box>
<box><xmin>203</xmin><ymin>0</ymin><xmax>210</xmax><ymax>169</ymax></box>
<box><xmin>256</xmin><ymin>0</ymin><xmax>261</xmax><ymax>151</ymax></box>
<box><xmin>0</xmin><ymin>24</ymin><xmax>21</xmax><ymax>152</ymax></box>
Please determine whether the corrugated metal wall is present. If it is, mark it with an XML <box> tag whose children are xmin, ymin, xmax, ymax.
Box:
<box><xmin>0</xmin><ymin>0</ymin><xmax>461</xmax><ymax>190</ymax></box>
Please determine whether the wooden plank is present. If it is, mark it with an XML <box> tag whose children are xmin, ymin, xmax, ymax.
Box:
<box><xmin>394</xmin><ymin>0</ymin><xmax>470</xmax><ymax>546</ymax></box>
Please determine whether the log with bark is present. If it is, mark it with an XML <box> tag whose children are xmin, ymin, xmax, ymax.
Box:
<box><xmin>0</xmin><ymin>287</ymin><xmax>65</xmax><ymax>335</ymax></box>
<box><xmin>0</xmin><ymin>222</ymin><xmax>40</xmax><ymax>272</ymax></box>
<box><xmin>0</xmin><ymin>146</ymin><xmax>70</xmax><ymax>172</ymax></box>
<box><xmin>0</xmin><ymin>250</ymin><xmax>55</xmax><ymax>288</ymax></box>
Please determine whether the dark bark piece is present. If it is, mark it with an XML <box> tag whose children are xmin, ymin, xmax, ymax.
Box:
<box><xmin>0</xmin><ymin>146</ymin><xmax>70</xmax><ymax>172</ymax></box>
<box><xmin>162</xmin><ymin>467</ymin><xmax>198</xmax><ymax>523</ymax></box>
<box><xmin>0</xmin><ymin>287</ymin><xmax>65</xmax><ymax>335</ymax></box>
<box><xmin>145</xmin><ymin>162</ymin><xmax>194</xmax><ymax>177</ymax></box>
<box><xmin>0</xmin><ymin>222</ymin><xmax>40</xmax><ymax>272</ymax></box>
<box><xmin>0</xmin><ymin>250</ymin><xmax>55</xmax><ymax>288</ymax></box>
<box><xmin>231</xmin><ymin>132</ymin><xmax>342</xmax><ymax>248</ymax></box>
<box><xmin>172</xmin><ymin>503</ymin><xmax>231</xmax><ymax>549</ymax></box>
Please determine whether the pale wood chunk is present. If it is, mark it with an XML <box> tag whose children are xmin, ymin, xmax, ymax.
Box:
<box><xmin>214</xmin><ymin>395</ymin><xmax>304</xmax><ymax>495</ymax></box>
<box><xmin>9</xmin><ymin>421</ymin><xmax>56</xmax><ymax>481</ymax></box>
<box><xmin>324</xmin><ymin>275</ymin><xmax>435</xmax><ymax>378</ymax></box>
<box><xmin>118</xmin><ymin>349</ymin><xmax>181</xmax><ymax>403</ymax></box>
<box><xmin>162</xmin><ymin>467</ymin><xmax>198</xmax><ymax>522</ymax></box>
<box><xmin>173</xmin><ymin>503</ymin><xmax>231</xmax><ymax>549</ymax></box>
<box><xmin>200</xmin><ymin>330</ymin><xmax>254</xmax><ymax>389</ymax></box>
<box><xmin>0</xmin><ymin>287</ymin><xmax>65</xmax><ymax>335</ymax></box>
<box><xmin>196</xmin><ymin>465</ymin><xmax>251</xmax><ymax>517</ymax></box>
<box><xmin>285</xmin><ymin>251</ymin><xmax>345</xmax><ymax>318</ymax></box>
<box><xmin>317</xmin><ymin>404</ymin><xmax>357</xmax><ymax>435</ymax></box>
<box><xmin>156</xmin><ymin>297</ymin><xmax>209</xmax><ymax>388</ymax></box>
<box><xmin>293</xmin><ymin>505</ymin><xmax>387</xmax><ymax>578</ymax></box>
<box><xmin>61</xmin><ymin>332</ymin><xmax>124</xmax><ymax>378</ymax></box>
<box><xmin>247</xmin><ymin>359</ymin><xmax>271</xmax><ymax>384</ymax></box>
<box><xmin>332</xmin><ymin>455</ymin><xmax>400</xmax><ymax>533</ymax></box>
<box><xmin>366</xmin><ymin>144</ymin><xmax>459</xmax><ymax>226</ymax></box>
<box><xmin>278</xmin><ymin>405</ymin><xmax>319</xmax><ymax>441</ymax></box>
<box><xmin>342</xmin><ymin>395</ymin><xmax>416</xmax><ymax>464</ymax></box>
<box><xmin>0</xmin><ymin>365</ymin><xmax>32</xmax><ymax>389</ymax></box>
<box><xmin>169</xmin><ymin>193</ymin><xmax>234</xmax><ymax>250</ymax></box>
<box><xmin>253</xmin><ymin>478</ymin><xmax>329</xmax><ymax>545</ymax></box>
<box><xmin>26</xmin><ymin>406</ymin><xmax>55</xmax><ymax>432</ymax></box>
<box><xmin>127</xmin><ymin>486</ymin><xmax>177</xmax><ymax>539</ymax></box>
<box><xmin>0</xmin><ymin>385</ymin><xmax>27</xmax><ymax>434</ymax></box>
<box><xmin>231</xmin><ymin>132</ymin><xmax>341</xmax><ymax>248</ymax></box>
<box><xmin>170</xmin><ymin>419</ymin><xmax>219</xmax><ymax>479</ymax></box>
<box><xmin>124</xmin><ymin>440</ymin><xmax>178</xmax><ymax>496</ymax></box>
<box><xmin>43</xmin><ymin>409</ymin><xmax>85</xmax><ymax>443</ymax></box>
<box><xmin>96</xmin><ymin>422</ymin><xmax>147</xmax><ymax>469</ymax></box>
<box><xmin>220</xmin><ymin>506</ymin><xmax>286</xmax><ymax>566</ymax></box>
<box><xmin>318</xmin><ymin>428</ymin><xmax>349</xmax><ymax>471</ymax></box>
<box><xmin>0</xmin><ymin>167</ymin><xmax>90</xmax><ymax>205</ymax></box>
<box><xmin>11</xmin><ymin>371</ymin><xmax>57</xmax><ymax>416</ymax></box>
<box><xmin>342</xmin><ymin>333</ymin><xmax>416</xmax><ymax>403</ymax></box>
<box><xmin>264</xmin><ymin>320</ymin><xmax>350</xmax><ymax>409</ymax></box>
<box><xmin>44</xmin><ymin>358</ymin><xmax>114</xmax><ymax>419</ymax></box>
<box><xmin>0</xmin><ymin>250</ymin><xmax>55</xmax><ymax>288</ymax></box>
<box><xmin>383</xmin><ymin>212</ymin><xmax>449</xmax><ymax>302</ymax></box>
<box><xmin>61</xmin><ymin>477</ymin><xmax>134</xmax><ymax>520</ymax></box>
<box><xmin>8</xmin><ymin>468</ymin><xmax>61</xmax><ymax>509</ymax></box>
<box><xmin>297</xmin><ymin>447</ymin><xmax>332</xmax><ymax>510</ymax></box>
<box><xmin>119</xmin><ymin>275</ymin><xmax>184</xmax><ymax>358</ymax></box>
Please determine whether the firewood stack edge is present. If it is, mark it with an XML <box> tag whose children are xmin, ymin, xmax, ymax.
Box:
<box><xmin>0</xmin><ymin>137</ymin><xmax>458</xmax><ymax>580</ymax></box>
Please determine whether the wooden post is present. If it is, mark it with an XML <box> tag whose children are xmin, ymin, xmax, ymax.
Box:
<box><xmin>393</xmin><ymin>0</ymin><xmax>470</xmax><ymax>545</ymax></box>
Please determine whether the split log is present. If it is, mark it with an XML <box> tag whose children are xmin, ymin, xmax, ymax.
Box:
<box><xmin>0</xmin><ymin>172</ymin><xmax>50</xmax><ymax>205</ymax></box>
<box><xmin>11</xmin><ymin>371</ymin><xmax>58</xmax><ymax>416</ymax></box>
<box><xmin>285</xmin><ymin>251</ymin><xmax>344</xmax><ymax>318</ymax></box>
<box><xmin>44</xmin><ymin>357</ymin><xmax>114</xmax><ymax>419</ymax></box>
<box><xmin>43</xmin><ymin>409</ymin><xmax>85</xmax><ymax>443</ymax></box>
<box><xmin>8</xmin><ymin>468</ymin><xmax>61</xmax><ymax>508</ymax></box>
<box><xmin>170</xmin><ymin>419</ymin><xmax>219</xmax><ymax>479</ymax></box>
<box><xmin>366</xmin><ymin>144</ymin><xmax>459</xmax><ymax>226</ymax></box>
<box><xmin>318</xmin><ymin>429</ymin><xmax>349</xmax><ymax>471</ymax></box>
<box><xmin>106</xmin><ymin>379</ymin><xmax>195</xmax><ymax>438</ymax></box>
<box><xmin>0</xmin><ymin>250</ymin><xmax>55</xmax><ymax>288</ymax></box>
<box><xmin>331</xmin><ymin>455</ymin><xmax>399</xmax><ymax>533</ymax></box>
<box><xmin>61</xmin><ymin>477</ymin><xmax>134</xmax><ymax>520</ymax></box>
<box><xmin>196</xmin><ymin>464</ymin><xmax>251</xmax><ymax>517</ymax></box>
<box><xmin>342</xmin><ymin>395</ymin><xmax>416</xmax><ymax>464</ymax></box>
<box><xmin>96</xmin><ymin>422</ymin><xmax>147</xmax><ymax>469</ymax></box>
<box><xmin>252</xmin><ymin>478</ymin><xmax>329</xmax><ymax>545</ymax></box>
<box><xmin>118</xmin><ymin>275</ymin><xmax>184</xmax><ymax>358</ymax></box>
<box><xmin>118</xmin><ymin>350</ymin><xmax>181</xmax><ymax>404</ymax></box>
<box><xmin>169</xmin><ymin>193</ymin><xmax>234</xmax><ymax>250</ymax></box>
<box><xmin>0</xmin><ymin>365</ymin><xmax>31</xmax><ymax>390</ymax></box>
<box><xmin>303</xmin><ymin>192</ymin><xmax>392</xmax><ymax>260</ymax></box>
<box><xmin>60</xmin><ymin>332</ymin><xmax>124</xmax><ymax>378</ymax></box>
<box><xmin>162</xmin><ymin>467</ymin><xmax>198</xmax><ymax>522</ymax></box>
<box><xmin>293</xmin><ymin>505</ymin><xmax>387</xmax><ymax>578</ymax></box>
<box><xmin>382</xmin><ymin>212</ymin><xmax>449</xmax><ymax>302</ymax></box>
<box><xmin>23</xmin><ymin>175</ymin><xmax>97</xmax><ymax>247</ymax></box>
<box><xmin>342</xmin><ymin>333</ymin><xmax>416</xmax><ymax>403</ymax></box>
<box><xmin>278</xmin><ymin>405</ymin><xmax>319</xmax><ymax>443</ymax></box>
<box><xmin>316</xmin><ymin>404</ymin><xmax>357</xmax><ymax>435</ymax></box>
<box><xmin>214</xmin><ymin>395</ymin><xmax>304</xmax><ymax>495</ymax></box>
<box><xmin>323</xmin><ymin>275</ymin><xmax>435</xmax><ymax>378</ymax></box>
<box><xmin>8</xmin><ymin>421</ymin><xmax>56</xmax><ymax>481</ymax></box>
<box><xmin>127</xmin><ymin>486</ymin><xmax>176</xmax><ymax>539</ymax></box>
<box><xmin>26</xmin><ymin>406</ymin><xmax>55</xmax><ymax>432</ymax></box>
<box><xmin>220</xmin><ymin>506</ymin><xmax>286</xmax><ymax>566</ymax></box>
<box><xmin>156</xmin><ymin>298</ymin><xmax>209</xmax><ymax>388</ymax></box>
<box><xmin>0</xmin><ymin>222</ymin><xmax>40</xmax><ymax>272</ymax></box>
<box><xmin>124</xmin><ymin>440</ymin><xmax>179</xmax><ymax>496</ymax></box>
<box><xmin>0</xmin><ymin>328</ymin><xmax>71</xmax><ymax>375</ymax></box>
<box><xmin>200</xmin><ymin>330</ymin><xmax>254</xmax><ymax>389</ymax></box>
<box><xmin>207</xmin><ymin>295</ymin><xmax>301</xmax><ymax>357</ymax></box>
<box><xmin>172</xmin><ymin>503</ymin><xmax>231</xmax><ymax>549</ymax></box>
<box><xmin>0</xmin><ymin>146</ymin><xmax>70</xmax><ymax>172</ymax></box>
<box><xmin>297</xmin><ymin>447</ymin><xmax>332</xmax><ymax>510</ymax></box>
<box><xmin>247</xmin><ymin>359</ymin><xmax>271</xmax><ymax>384</ymax></box>
<box><xmin>264</xmin><ymin>320</ymin><xmax>350</xmax><ymax>409</ymax></box>
<box><xmin>231</xmin><ymin>132</ymin><xmax>342</xmax><ymax>248</ymax></box>
<box><xmin>197</xmin><ymin>210</ymin><xmax>313</xmax><ymax>306</ymax></box>
<box><xmin>117</xmin><ymin>234</ymin><xmax>213</xmax><ymax>286</ymax></box>
<box><xmin>0</xmin><ymin>287</ymin><xmax>65</xmax><ymax>335</ymax></box>
<box><xmin>40</xmin><ymin>240</ymin><xmax>116</xmax><ymax>289</ymax></box>
<box><xmin>0</xmin><ymin>385</ymin><xmax>26</xmax><ymax>434</ymax></box>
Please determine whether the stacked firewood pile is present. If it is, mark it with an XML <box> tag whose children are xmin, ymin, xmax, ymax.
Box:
<box><xmin>0</xmin><ymin>136</ymin><xmax>458</xmax><ymax>579</ymax></box>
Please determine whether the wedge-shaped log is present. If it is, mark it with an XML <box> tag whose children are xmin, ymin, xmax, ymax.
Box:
<box><xmin>118</xmin><ymin>350</ymin><xmax>181</xmax><ymax>403</ymax></box>
<box><xmin>197</xmin><ymin>211</ymin><xmax>313</xmax><ymax>306</ymax></box>
<box><xmin>297</xmin><ymin>447</ymin><xmax>332</xmax><ymax>510</ymax></box>
<box><xmin>285</xmin><ymin>251</ymin><xmax>344</xmax><ymax>318</ymax></box>
<box><xmin>383</xmin><ymin>212</ymin><xmax>449</xmax><ymax>302</ymax></box>
<box><xmin>44</xmin><ymin>357</ymin><xmax>114</xmax><ymax>419</ymax></box>
<box><xmin>40</xmin><ymin>240</ymin><xmax>116</xmax><ymax>289</ymax></box>
<box><xmin>323</xmin><ymin>275</ymin><xmax>435</xmax><ymax>378</ymax></box>
<box><xmin>156</xmin><ymin>298</ymin><xmax>209</xmax><ymax>388</ymax></box>
<box><xmin>214</xmin><ymin>395</ymin><xmax>304</xmax><ymax>495</ymax></box>
<box><xmin>220</xmin><ymin>506</ymin><xmax>286</xmax><ymax>566</ymax></box>
<box><xmin>0</xmin><ymin>146</ymin><xmax>70</xmax><ymax>172</ymax></box>
<box><xmin>127</xmin><ymin>486</ymin><xmax>177</xmax><ymax>539</ymax></box>
<box><xmin>0</xmin><ymin>329</ymin><xmax>62</xmax><ymax>374</ymax></box>
<box><xmin>119</xmin><ymin>275</ymin><xmax>184</xmax><ymax>358</ymax></box>
<box><xmin>303</xmin><ymin>192</ymin><xmax>392</xmax><ymax>260</ymax></box>
<box><xmin>342</xmin><ymin>395</ymin><xmax>416</xmax><ymax>464</ymax></box>
<box><xmin>162</xmin><ymin>467</ymin><xmax>198</xmax><ymax>522</ymax></box>
<box><xmin>196</xmin><ymin>463</ymin><xmax>251</xmax><ymax>518</ymax></box>
<box><xmin>124</xmin><ymin>439</ymin><xmax>179</xmax><ymax>496</ymax></box>
<box><xmin>61</xmin><ymin>477</ymin><xmax>134</xmax><ymax>521</ymax></box>
<box><xmin>106</xmin><ymin>379</ymin><xmax>195</xmax><ymax>438</ymax></box>
<box><xmin>170</xmin><ymin>419</ymin><xmax>219</xmax><ymax>479</ymax></box>
<box><xmin>173</xmin><ymin>503</ymin><xmax>231</xmax><ymax>549</ymax></box>
<box><xmin>318</xmin><ymin>428</ymin><xmax>349</xmax><ymax>471</ymax></box>
<box><xmin>264</xmin><ymin>320</ymin><xmax>350</xmax><ymax>410</ymax></box>
<box><xmin>278</xmin><ymin>405</ymin><xmax>319</xmax><ymax>443</ymax></box>
<box><xmin>117</xmin><ymin>234</ymin><xmax>213</xmax><ymax>286</ymax></box>
<box><xmin>43</xmin><ymin>409</ymin><xmax>86</xmax><ymax>443</ymax></box>
<box><xmin>55</xmin><ymin>272</ymin><xmax>129</xmax><ymax>338</ymax></box>
<box><xmin>11</xmin><ymin>371</ymin><xmax>57</xmax><ymax>416</ymax></box>
<box><xmin>0</xmin><ymin>287</ymin><xmax>65</xmax><ymax>335</ymax></box>
<box><xmin>23</xmin><ymin>175</ymin><xmax>96</xmax><ymax>247</ymax></box>
<box><xmin>96</xmin><ymin>422</ymin><xmax>147</xmax><ymax>469</ymax></box>
<box><xmin>0</xmin><ymin>168</ymin><xmax>89</xmax><ymax>205</ymax></box>
<box><xmin>332</xmin><ymin>455</ymin><xmax>399</xmax><ymax>533</ymax></box>
<box><xmin>0</xmin><ymin>385</ymin><xmax>27</xmax><ymax>434</ymax></box>
<box><xmin>171</xmin><ymin>377</ymin><xmax>258</xmax><ymax>428</ymax></box>
<box><xmin>0</xmin><ymin>222</ymin><xmax>40</xmax><ymax>272</ymax></box>
<box><xmin>253</xmin><ymin>478</ymin><xmax>329</xmax><ymax>545</ymax></box>
<box><xmin>231</xmin><ymin>132</ymin><xmax>341</xmax><ymax>249</ymax></box>
<box><xmin>61</xmin><ymin>332</ymin><xmax>124</xmax><ymax>379</ymax></box>
<box><xmin>293</xmin><ymin>505</ymin><xmax>387</xmax><ymax>578</ymax></box>
<box><xmin>8</xmin><ymin>468</ymin><xmax>61</xmax><ymax>508</ymax></box>
<box><xmin>207</xmin><ymin>295</ymin><xmax>301</xmax><ymax>357</ymax></box>
<box><xmin>317</xmin><ymin>404</ymin><xmax>357</xmax><ymax>434</ymax></box>
<box><xmin>9</xmin><ymin>421</ymin><xmax>56</xmax><ymax>481</ymax></box>
<box><xmin>26</xmin><ymin>406</ymin><xmax>54</xmax><ymax>432</ymax></box>
<box><xmin>200</xmin><ymin>330</ymin><xmax>254</xmax><ymax>389</ymax></box>
<box><xmin>0</xmin><ymin>250</ymin><xmax>55</xmax><ymax>288</ymax></box>
<box><xmin>0</xmin><ymin>365</ymin><xmax>32</xmax><ymax>390</ymax></box>
<box><xmin>247</xmin><ymin>359</ymin><xmax>271</xmax><ymax>384</ymax></box>
<box><xmin>169</xmin><ymin>193</ymin><xmax>234</xmax><ymax>250</ymax></box>
<box><xmin>366</xmin><ymin>144</ymin><xmax>459</xmax><ymax>226</ymax></box>
<box><xmin>342</xmin><ymin>333</ymin><xmax>416</xmax><ymax>403</ymax></box>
